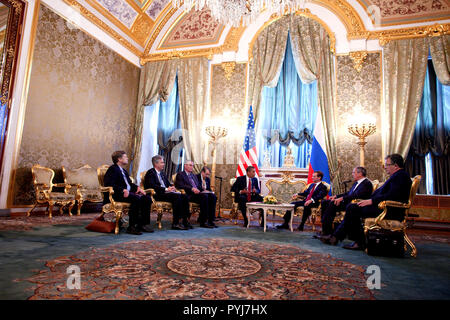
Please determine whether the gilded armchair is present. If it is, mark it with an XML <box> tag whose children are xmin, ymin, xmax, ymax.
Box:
<box><xmin>333</xmin><ymin>179</ymin><xmax>380</xmax><ymax>226</ymax></box>
<box><xmin>172</xmin><ymin>172</ymin><xmax>201</xmax><ymax>219</ymax></box>
<box><xmin>364</xmin><ymin>175</ymin><xmax>421</xmax><ymax>257</ymax></box>
<box><xmin>27</xmin><ymin>164</ymin><xmax>76</xmax><ymax>218</ymax></box>
<box><xmin>62</xmin><ymin>164</ymin><xmax>103</xmax><ymax>215</ymax></box>
<box><xmin>97</xmin><ymin>164</ymin><xmax>130</xmax><ymax>234</ymax></box>
<box><xmin>139</xmin><ymin>170</ymin><xmax>171</xmax><ymax>229</ymax></box>
<box><xmin>294</xmin><ymin>181</ymin><xmax>331</xmax><ymax>231</ymax></box>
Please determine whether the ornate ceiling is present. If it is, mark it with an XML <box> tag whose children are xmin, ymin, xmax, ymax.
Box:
<box><xmin>56</xmin><ymin>0</ymin><xmax>450</xmax><ymax>64</ymax></box>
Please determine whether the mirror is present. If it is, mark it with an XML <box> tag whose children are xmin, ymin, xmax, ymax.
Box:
<box><xmin>0</xmin><ymin>0</ymin><xmax>25</xmax><ymax>173</ymax></box>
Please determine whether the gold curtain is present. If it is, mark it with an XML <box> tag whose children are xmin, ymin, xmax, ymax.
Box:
<box><xmin>382</xmin><ymin>38</ymin><xmax>428</xmax><ymax>159</ymax></box>
<box><xmin>289</xmin><ymin>15</ymin><xmax>342</xmax><ymax>192</ymax></box>
<box><xmin>177</xmin><ymin>57</ymin><xmax>210</xmax><ymax>170</ymax></box>
<box><xmin>131</xmin><ymin>60</ymin><xmax>177</xmax><ymax>178</ymax></box>
<box><xmin>247</xmin><ymin>16</ymin><xmax>289</xmax><ymax>122</ymax></box>
<box><xmin>429</xmin><ymin>35</ymin><xmax>450</xmax><ymax>85</ymax></box>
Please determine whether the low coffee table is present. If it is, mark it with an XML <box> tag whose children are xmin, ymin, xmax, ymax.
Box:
<box><xmin>246</xmin><ymin>202</ymin><xmax>295</xmax><ymax>232</ymax></box>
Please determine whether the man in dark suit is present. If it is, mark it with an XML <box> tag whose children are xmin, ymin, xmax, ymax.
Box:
<box><xmin>103</xmin><ymin>150</ymin><xmax>153</xmax><ymax>235</ymax></box>
<box><xmin>276</xmin><ymin>171</ymin><xmax>328</xmax><ymax>231</ymax></box>
<box><xmin>322</xmin><ymin>153</ymin><xmax>412</xmax><ymax>250</ymax></box>
<box><xmin>143</xmin><ymin>155</ymin><xmax>191</xmax><ymax>230</ymax></box>
<box><xmin>318</xmin><ymin>166</ymin><xmax>373</xmax><ymax>237</ymax></box>
<box><xmin>175</xmin><ymin>161</ymin><xmax>217</xmax><ymax>228</ymax></box>
<box><xmin>231</xmin><ymin>166</ymin><xmax>263</xmax><ymax>227</ymax></box>
<box><xmin>197</xmin><ymin>166</ymin><xmax>218</xmax><ymax>225</ymax></box>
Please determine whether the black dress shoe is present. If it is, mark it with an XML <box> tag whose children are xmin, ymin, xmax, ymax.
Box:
<box><xmin>183</xmin><ymin>222</ymin><xmax>194</xmax><ymax>229</ymax></box>
<box><xmin>200</xmin><ymin>223</ymin><xmax>214</xmax><ymax>228</ymax></box>
<box><xmin>329</xmin><ymin>236</ymin><xmax>339</xmax><ymax>246</ymax></box>
<box><xmin>172</xmin><ymin>224</ymin><xmax>188</xmax><ymax>230</ymax></box>
<box><xmin>140</xmin><ymin>224</ymin><xmax>154</xmax><ymax>233</ymax></box>
<box><xmin>312</xmin><ymin>232</ymin><xmax>322</xmax><ymax>239</ymax></box>
<box><xmin>126</xmin><ymin>226</ymin><xmax>142</xmax><ymax>235</ymax></box>
<box><xmin>319</xmin><ymin>234</ymin><xmax>331</xmax><ymax>243</ymax></box>
<box><xmin>343</xmin><ymin>242</ymin><xmax>362</xmax><ymax>250</ymax></box>
<box><xmin>208</xmin><ymin>223</ymin><xmax>218</xmax><ymax>228</ymax></box>
<box><xmin>297</xmin><ymin>223</ymin><xmax>305</xmax><ymax>231</ymax></box>
<box><xmin>276</xmin><ymin>224</ymin><xmax>289</xmax><ymax>229</ymax></box>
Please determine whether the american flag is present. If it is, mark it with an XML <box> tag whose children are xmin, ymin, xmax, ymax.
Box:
<box><xmin>236</xmin><ymin>105</ymin><xmax>260</xmax><ymax>177</ymax></box>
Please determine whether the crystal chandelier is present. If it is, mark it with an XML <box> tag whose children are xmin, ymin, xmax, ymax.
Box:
<box><xmin>172</xmin><ymin>0</ymin><xmax>308</xmax><ymax>27</ymax></box>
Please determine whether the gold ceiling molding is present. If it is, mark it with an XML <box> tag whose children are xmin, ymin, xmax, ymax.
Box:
<box><xmin>349</xmin><ymin>50</ymin><xmax>368</xmax><ymax>72</ymax></box>
<box><xmin>143</xmin><ymin>6</ymin><xmax>178</xmax><ymax>56</ymax></box>
<box><xmin>313</xmin><ymin>0</ymin><xmax>366</xmax><ymax>38</ymax></box>
<box><xmin>62</xmin><ymin>0</ymin><xmax>141</xmax><ymax>56</ymax></box>
<box><xmin>83</xmin><ymin>0</ymin><xmax>145</xmax><ymax>46</ymax></box>
<box><xmin>131</xmin><ymin>14</ymin><xmax>154</xmax><ymax>44</ymax></box>
<box><xmin>140</xmin><ymin>47</ymin><xmax>222</xmax><ymax>63</ymax></box>
<box><xmin>369</xmin><ymin>23</ymin><xmax>450</xmax><ymax>46</ymax></box>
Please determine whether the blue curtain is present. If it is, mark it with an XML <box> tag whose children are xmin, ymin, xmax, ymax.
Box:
<box><xmin>406</xmin><ymin>59</ymin><xmax>450</xmax><ymax>194</ymax></box>
<box><xmin>256</xmin><ymin>33</ymin><xmax>318</xmax><ymax>168</ymax></box>
<box><xmin>156</xmin><ymin>76</ymin><xmax>183</xmax><ymax>179</ymax></box>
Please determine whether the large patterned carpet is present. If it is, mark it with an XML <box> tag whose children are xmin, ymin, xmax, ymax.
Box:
<box><xmin>17</xmin><ymin>238</ymin><xmax>374</xmax><ymax>300</ymax></box>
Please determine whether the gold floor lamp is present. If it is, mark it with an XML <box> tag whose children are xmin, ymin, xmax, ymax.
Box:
<box><xmin>348</xmin><ymin>116</ymin><xmax>376</xmax><ymax>167</ymax></box>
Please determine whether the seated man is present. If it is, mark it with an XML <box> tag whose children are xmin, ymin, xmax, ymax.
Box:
<box><xmin>143</xmin><ymin>155</ymin><xmax>191</xmax><ymax>230</ymax></box>
<box><xmin>103</xmin><ymin>150</ymin><xmax>153</xmax><ymax>235</ymax></box>
<box><xmin>231</xmin><ymin>166</ymin><xmax>263</xmax><ymax>227</ymax></box>
<box><xmin>322</xmin><ymin>153</ymin><xmax>412</xmax><ymax>250</ymax></box>
<box><xmin>175</xmin><ymin>161</ymin><xmax>217</xmax><ymax>228</ymax></box>
<box><xmin>197</xmin><ymin>166</ymin><xmax>218</xmax><ymax>224</ymax></box>
<box><xmin>317</xmin><ymin>166</ymin><xmax>373</xmax><ymax>237</ymax></box>
<box><xmin>276</xmin><ymin>171</ymin><xmax>328</xmax><ymax>231</ymax></box>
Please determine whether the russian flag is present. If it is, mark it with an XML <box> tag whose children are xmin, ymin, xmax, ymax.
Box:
<box><xmin>308</xmin><ymin>110</ymin><xmax>331</xmax><ymax>192</ymax></box>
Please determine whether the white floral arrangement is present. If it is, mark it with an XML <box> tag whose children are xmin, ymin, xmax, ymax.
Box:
<box><xmin>263</xmin><ymin>195</ymin><xmax>278</xmax><ymax>204</ymax></box>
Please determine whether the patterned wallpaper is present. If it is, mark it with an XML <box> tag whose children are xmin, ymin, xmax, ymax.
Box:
<box><xmin>209</xmin><ymin>63</ymin><xmax>247</xmax><ymax>209</ymax></box>
<box><xmin>335</xmin><ymin>52</ymin><xmax>384</xmax><ymax>185</ymax></box>
<box><xmin>13</xmin><ymin>5</ymin><xmax>140</xmax><ymax>205</ymax></box>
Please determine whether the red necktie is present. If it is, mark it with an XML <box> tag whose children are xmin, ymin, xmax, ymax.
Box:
<box><xmin>305</xmin><ymin>184</ymin><xmax>316</xmax><ymax>202</ymax></box>
<box><xmin>247</xmin><ymin>179</ymin><xmax>252</xmax><ymax>201</ymax></box>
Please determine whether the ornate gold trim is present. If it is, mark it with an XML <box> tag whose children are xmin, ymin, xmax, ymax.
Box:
<box><xmin>370</xmin><ymin>23</ymin><xmax>450</xmax><ymax>46</ymax></box>
<box><xmin>83</xmin><ymin>0</ymin><xmax>145</xmax><ymax>46</ymax></box>
<box><xmin>355</xmin><ymin>0</ymin><xmax>450</xmax><ymax>28</ymax></box>
<box><xmin>6</xmin><ymin>0</ymin><xmax>40</xmax><ymax>208</ymax></box>
<box><xmin>141</xmin><ymin>47</ymin><xmax>221</xmax><ymax>63</ymax></box>
<box><xmin>349</xmin><ymin>50</ymin><xmax>368</xmax><ymax>72</ymax></box>
<box><xmin>62</xmin><ymin>0</ymin><xmax>141</xmax><ymax>56</ymax></box>
<box><xmin>221</xmin><ymin>62</ymin><xmax>236</xmax><ymax>80</ymax></box>
<box><xmin>143</xmin><ymin>6</ymin><xmax>178</xmax><ymax>55</ymax></box>
<box><xmin>313</xmin><ymin>0</ymin><xmax>365</xmax><ymax>36</ymax></box>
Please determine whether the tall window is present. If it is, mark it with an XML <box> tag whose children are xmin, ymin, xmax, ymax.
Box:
<box><xmin>406</xmin><ymin>58</ymin><xmax>450</xmax><ymax>195</ymax></box>
<box><xmin>137</xmin><ymin>77</ymin><xmax>183</xmax><ymax>184</ymax></box>
<box><xmin>256</xmin><ymin>33</ymin><xmax>318</xmax><ymax>168</ymax></box>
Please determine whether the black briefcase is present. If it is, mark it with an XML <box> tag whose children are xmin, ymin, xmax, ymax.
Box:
<box><xmin>365</xmin><ymin>229</ymin><xmax>405</xmax><ymax>257</ymax></box>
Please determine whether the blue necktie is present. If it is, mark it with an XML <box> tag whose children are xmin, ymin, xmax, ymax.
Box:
<box><xmin>188</xmin><ymin>174</ymin><xmax>197</xmax><ymax>188</ymax></box>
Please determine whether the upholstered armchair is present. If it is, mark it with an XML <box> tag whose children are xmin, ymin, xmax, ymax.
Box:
<box><xmin>294</xmin><ymin>182</ymin><xmax>331</xmax><ymax>231</ymax></box>
<box><xmin>139</xmin><ymin>170</ymin><xmax>170</xmax><ymax>229</ymax></box>
<box><xmin>333</xmin><ymin>179</ymin><xmax>380</xmax><ymax>226</ymax></box>
<box><xmin>229</xmin><ymin>178</ymin><xmax>239</xmax><ymax>224</ymax></box>
<box><xmin>97</xmin><ymin>164</ymin><xmax>130</xmax><ymax>234</ymax></box>
<box><xmin>265</xmin><ymin>177</ymin><xmax>307</xmax><ymax>221</ymax></box>
<box><xmin>28</xmin><ymin>164</ymin><xmax>76</xmax><ymax>218</ymax></box>
<box><xmin>172</xmin><ymin>172</ymin><xmax>201</xmax><ymax>220</ymax></box>
<box><xmin>62</xmin><ymin>164</ymin><xmax>103</xmax><ymax>215</ymax></box>
<box><xmin>364</xmin><ymin>175</ymin><xmax>421</xmax><ymax>257</ymax></box>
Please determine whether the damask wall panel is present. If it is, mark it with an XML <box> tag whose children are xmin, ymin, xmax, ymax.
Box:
<box><xmin>209</xmin><ymin>62</ymin><xmax>247</xmax><ymax>209</ymax></box>
<box><xmin>335</xmin><ymin>52</ymin><xmax>384</xmax><ymax>185</ymax></box>
<box><xmin>13</xmin><ymin>5</ymin><xmax>139</xmax><ymax>205</ymax></box>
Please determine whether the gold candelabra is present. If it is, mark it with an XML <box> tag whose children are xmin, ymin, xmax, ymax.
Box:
<box><xmin>348</xmin><ymin>121</ymin><xmax>376</xmax><ymax>167</ymax></box>
<box><xmin>205</xmin><ymin>125</ymin><xmax>228</xmax><ymax>188</ymax></box>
